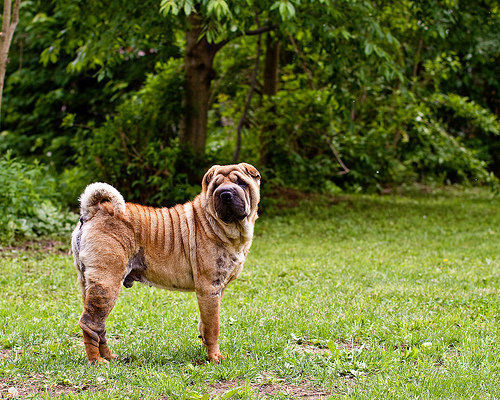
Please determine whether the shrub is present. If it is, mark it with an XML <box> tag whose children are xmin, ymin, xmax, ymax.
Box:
<box><xmin>254</xmin><ymin>89</ymin><xmax>343</xmax><ymax>192</ymax></box>
<box><xmin>75</xmin><ymin>59</ymin><xmax>202</xmax><ymax>206</ymax></box>
<box><xmin>0</xmin><ymin>153</ymin><xmax>76</xmax><ymax>244</ymax></box>
<box><xmin>251</xmin><ymin>85</ymin><xmax>497</xmax><ymax>193</ymax></box>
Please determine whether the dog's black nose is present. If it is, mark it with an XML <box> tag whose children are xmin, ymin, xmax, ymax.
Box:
<box><xmin>220</xmin><ymin>190</ymin><xmax>233</xmax><ymax>202</ymax></box>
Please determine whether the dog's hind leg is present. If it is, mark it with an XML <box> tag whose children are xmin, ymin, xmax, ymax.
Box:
<box><xmin>79</xmin><ymin>274</ymin><xmax>122</xmax><ymax>364</ymax></box>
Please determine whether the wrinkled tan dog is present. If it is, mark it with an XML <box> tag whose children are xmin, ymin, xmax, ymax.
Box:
<box><xmin>71</xmin><ymin>163</ymin><xmax>260</xmax><ymax>364</ymax></box>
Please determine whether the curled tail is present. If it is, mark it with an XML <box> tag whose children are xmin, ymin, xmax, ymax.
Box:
<box><xmin>79</xmin><ymin>182</ymin><xmax>126</xmax><ymax>221</ymax></box>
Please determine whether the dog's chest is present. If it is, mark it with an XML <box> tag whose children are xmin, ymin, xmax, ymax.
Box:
<box><xmin>213</xmin><ymin>249</ymin><xmax>246</xmax><ymax>287</ymax></box>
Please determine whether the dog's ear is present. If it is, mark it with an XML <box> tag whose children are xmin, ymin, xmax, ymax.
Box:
<box><xmin>202</xmin><ymin>165</ymin><xmax>220</xmax><ymax>192</ymax></box>
<box><xmin>239</xmin><ymin>163</ymin><xmax>261</xmax><ymax>181</ymax></box>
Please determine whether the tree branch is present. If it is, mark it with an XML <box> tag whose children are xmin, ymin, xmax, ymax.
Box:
<box><xmin>232</xmin><ymin>26</ymin><xmax>263</xmax><ymax>162</ymax></box>
<box><xmin>245</xmin><ymin>25</ymin><xmax>278</xmax><ymax>36</ymax></box>
<box><xmin>328</xmin><ymin>141</ymin><xmax>350</xmax><ymax>175</ymax></box>
<box><xmin>412</xmin><ymin>38</ymin><xmax>423</xmax><ymax>78</ymax></box>
<box><xmin>214</xmin><ymin>24</ymin><xmax>277</xmax><ymax>53</ymax></box>
<box><xmin>11</xmin><ymin>0</ymin><xmax>21</xmax><ymax>27</ymax></box>
<box><xmin>2</xmin><ymin>0</ymin><xmax>12</xmax><ymax>35</ymax></box>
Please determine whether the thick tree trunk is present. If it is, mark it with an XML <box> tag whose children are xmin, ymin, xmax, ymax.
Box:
<box><xmin>263</xmin><ymin>33</ymin><xmax>279</xmax><ymax>96</ymax></box>
<box><xmin>182</xmin><ymin>13</ymin><xmax>216</xmax><ymax>157</ymax></box>
<box><xmin>182</xmin><ymin>16</ymin><xmax>276</xmax><ymax>159</ymax></box>
<box><xmin>0</xmin><ymin>0</ymin><xmax>21</xmax><ymax>120</ymax></box>
<box><xmin>232</xmin><ymin>33</ymin><xmax>262</xmax><ymax>163</ymax></box>
<box><xmin>259</xmin><ymin>33</ymin><xmax>280</xmax><ymax>166</ymax></box>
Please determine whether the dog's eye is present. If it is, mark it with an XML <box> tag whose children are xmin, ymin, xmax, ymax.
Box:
<box><xmin>237</xmin><ymin>178</ymin><xmax>247</xmax><ymax>188</ymax></box>
<box><xmin>212</xmin><ymin>177</ymin><xmax>223</xmax><ymax>188</ymax></box>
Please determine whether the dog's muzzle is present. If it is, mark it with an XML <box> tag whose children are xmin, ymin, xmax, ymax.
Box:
<box><xmin>214</xmin><ymin>186</ymin><xmax>248</xmax><ymax>223</ymax></box>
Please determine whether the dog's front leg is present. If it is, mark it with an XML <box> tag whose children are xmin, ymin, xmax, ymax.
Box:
<box><xmin>196</xmin><ymin>291</ymin><xmax>224</xmax><ymax>362</ymax></box>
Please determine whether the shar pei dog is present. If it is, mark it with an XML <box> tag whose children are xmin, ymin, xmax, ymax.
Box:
<box><xmin>71</xmin><ymin>163</ymin><xmax>261</xmax><ymax>364</ymax></box>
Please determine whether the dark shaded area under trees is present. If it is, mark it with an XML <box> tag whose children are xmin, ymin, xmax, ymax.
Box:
<box><xmin>1</xmin><ymin>0</ymin><xmax>499</xmax><ymax>214</ymax></box>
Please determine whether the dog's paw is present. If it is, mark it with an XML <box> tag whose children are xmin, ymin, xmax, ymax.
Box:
<box><xmin>89</xmin><ymin>357</ymin><xmax>110</xmax><ymax>365</ymax></box>
<box><xmin>208</xmin><ymin>353</ymin><xmax>225</xmax><ymax>363</ymax></box>
<box><xmin>100</xmin><ymin>349</ymin><xmax>118</xmax><ymax>361</ymax></box>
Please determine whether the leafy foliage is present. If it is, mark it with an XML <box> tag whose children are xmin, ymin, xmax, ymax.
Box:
<box><xmin>73</xmin><ymin>60</ymin><xmax>199</xmax><ymax>206</ymax></box>
<box><xmin>0</xmin><ymin>153</ymin><xmax>76</xmax><ymax>244</ymax></box>
<box><xmin>1</xmin><ymin>0</ymin><xmax>499</xmax><ymax>209</ymax></box>
<box><xmin>2</xmin><ymin>1</ymin><xmax>176</xmax><ymax>168</ymax></box>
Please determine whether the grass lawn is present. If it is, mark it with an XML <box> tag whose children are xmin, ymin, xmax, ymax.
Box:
<box><xmin>0</xmin><ymin>188</ymin><xmax>498</xmax><ymax>399</ymax></box>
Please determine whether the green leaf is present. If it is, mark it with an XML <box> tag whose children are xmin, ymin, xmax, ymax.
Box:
<box><xmin>364</xmin><ymin>42</ymin><xmax>373</xmax><ymax>55</ymax></box>
<box><xmin>61</xmin><ymin>114</ymin><xmax>76</xmax><ymax>128</ymax></box>
<box><xmin>279</xmin><ymin>1</ymin><xmax>287</xmax><ymax>18</ymax></box>
<box><xmin>340</xmin><ymin>28</ymin><xmax>352</xmax><ymax>40</ymax></box>
<box><xmin>327</xmin><ymin>340</ymin><xmax>342</xmax><ymax>357</ymax></box>
<box><xmin>219</xmin><ymin>0</ymin><xmax>230</xmax><ymax>17</ymax></box>
<box><xmin>220</xmin><ymin>386</ymin><xmax>245</xmax><ymax>399</ymax></box>
<box><xmin>184</xmin><ymin>0</ymin><xmax>193</xmax><ymax>16</ymax></box>
<box><xmin>207</xmin><ymin>0</ymin><xmax>216</xmax><ymax>15</ymax></box>
<box><xmin>160</xmin><ymin>0</ymin><xmax>179</xmax><ymax>15</ymax></box>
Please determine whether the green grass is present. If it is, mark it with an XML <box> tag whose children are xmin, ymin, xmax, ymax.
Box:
<box><xmin>0</xmin><ymin>188</ymin><xmax>499</xmax><ymax>399</ymax></box>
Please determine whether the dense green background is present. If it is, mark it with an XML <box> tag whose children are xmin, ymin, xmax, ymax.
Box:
<box><xmin>1</xmin><ymin>0</ymin><xmax>499</xmax><ymax>239</ymax></box>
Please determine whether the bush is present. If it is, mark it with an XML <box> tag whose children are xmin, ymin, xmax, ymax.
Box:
<box><xmin>254</xmin><ymin>89</ymin><xmax>343</xmax><ymax>192</ymax></box>
<box><xmin>74</xmin><ymin>59</ymin><xmax>202</xmax><ymax>206</ymax></box>
<box><xmin>0</xmin><ymin>153</ymin><xmax>76</xmax><ymax>244</ymax></box>
<box><xmin>337</xmin><ymin>91</ymin><xmax>497</xmax><ymax>191</ymax></box>
<box><xmin>250</xmin><ymin>85</ymin><xmax>497</xmax><ymax>193</ymax></box>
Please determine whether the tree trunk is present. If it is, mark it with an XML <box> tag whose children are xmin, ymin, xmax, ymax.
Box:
<box><xmin>259</xmin><ymin>33</ymin><xmax>280</xmax><ymax>167</ymax></box>
<box><xmin>0</xmin><ymin>0</ymin><xmax>21</xmax><ymax>121</ymax></box>
<box><xmin>182</xmin><ymin>13</ymin><xmax>216</xmax><ymax>157</ymax></box>
<box><xmin>263</xmin><ymin>33</ymin><xmax>279</xmax><ymax>96</ymax></box>
<box><xmin>182</xmin><ymin>16</ymin><xmax>276</xmax><ymax>160</ymax></box>
<box><xmin>232</xmin><ymin>33</ymin><xmax>262</xmax><ymax>163</ymax></box>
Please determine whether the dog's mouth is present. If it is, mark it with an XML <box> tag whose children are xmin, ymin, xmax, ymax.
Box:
<box><xmin>214</xmin><ymin>186</ymin><xmax>248</xmax><ymax>224</ymax></box>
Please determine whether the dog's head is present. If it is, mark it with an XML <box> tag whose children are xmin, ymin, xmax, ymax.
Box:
<box><xmin>202</xmin><ymin>163</ymin><xmax>261</xmax><ymax>224</ymax></box>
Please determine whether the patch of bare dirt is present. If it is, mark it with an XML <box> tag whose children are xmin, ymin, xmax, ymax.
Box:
<box><xmin>210</xmin><ymin>379</ymin><xmax>332</xmax><ymax>399</ymax></box>
<box><xmin>0</xmin><ymin>375</ymin><xmax>99</xmax><ymax>398</ymax></box>
<box><xmin>292</xmin><ymin>338</ymin><xmax>367</xmax><ymax>356</ymax></box>
<box><xmin>434</xmin><ymin>345</ymin><xmax>460</xmax><ymax>367</ymax></box>
<box><xmin>333</xmin><ymin>339</ymin><xmax>367</xmax><ymax>351</ymax></box>
<box><xmin>0</xmin><ymin>349</ymin><xmax>22</xmax><ymax>360</ymax></box>
<box><xmin>293</xmin><ymin>345</ymin><xmax>331</xmax><ymax>355</ymax></box>
<box><xmin>0</xmin><ymin>240</ymin><xmax>69</xmax><ymax>256</ymax></box>
<box><xmin>292</xmin><ymin>339</ymin><xmax>330</xmax><ymax>356</ymax></box>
